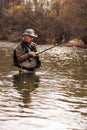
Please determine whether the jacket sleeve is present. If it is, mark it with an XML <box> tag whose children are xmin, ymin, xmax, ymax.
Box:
<box><xmin>16</xmin><ymin>44</ymin><xmax>30</xmax><ymax>62</ymax></box>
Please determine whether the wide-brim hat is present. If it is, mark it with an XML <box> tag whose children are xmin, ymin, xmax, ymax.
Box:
<box><xmin>23</xmin><ymin>29</ymin><xmax>38</xmax><ymax>38</ymax></box>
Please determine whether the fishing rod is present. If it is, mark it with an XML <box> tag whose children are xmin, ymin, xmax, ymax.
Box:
<box><xmin>38</xmin><ymin>43</ymin><xmax>59</xmax><ymax>54</ymax></box>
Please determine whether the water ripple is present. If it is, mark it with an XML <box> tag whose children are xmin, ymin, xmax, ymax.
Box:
<box><xmin>0</xmin><ymin>42</ymin><xmax>87</xmax><ymax>130</ymax></box>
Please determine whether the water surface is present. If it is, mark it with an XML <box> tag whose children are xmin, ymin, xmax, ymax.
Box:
<box><xmin>0</xmin><ymin>41</ymin><xmax>87</xmax><ymax>130</ymax></box>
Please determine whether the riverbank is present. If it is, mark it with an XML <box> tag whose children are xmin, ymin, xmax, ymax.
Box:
<box><xmin>0</xmin><ymin>40</ymin><xmax>87</xmax><ymax>48</ymax></box>
<box><xmin>60</xmin><ymin>39</ymin><xmax>87</xmax><ymax>48</ymax></box>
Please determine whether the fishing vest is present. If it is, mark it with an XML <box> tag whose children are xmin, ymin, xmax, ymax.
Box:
<box><xmin>13</xmin><ymin>41</ymin><xmax>41</xmax><ymax>69</ymax></box>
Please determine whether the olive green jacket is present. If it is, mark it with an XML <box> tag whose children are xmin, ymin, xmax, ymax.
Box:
<box><xmin>16</xmin><ymin>41</ymin><xmax>37</xmax><ymax>63</ymax></box>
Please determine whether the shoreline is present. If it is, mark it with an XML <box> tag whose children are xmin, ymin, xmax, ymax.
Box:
<box><xmin>0</xmin><ymin>40</ymin><xmax>87</xmax><ymax>48</ymax></box>
<box><xmin>60</xmin><ymin>41</ymin><xmax>87</xmax><ymax>48</ymax></box>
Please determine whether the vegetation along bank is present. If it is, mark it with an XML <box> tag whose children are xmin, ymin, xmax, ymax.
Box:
<box><xmin>0</xmin><ymin>0</ymin><xmax>87</xmax><ymax>47</ymax></box>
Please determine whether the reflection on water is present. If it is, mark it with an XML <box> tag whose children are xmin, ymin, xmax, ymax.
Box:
<box><xmin>13</xmin><ymin>74</ymin><xmax>39</xmax><ymax>107</ymax></box>
<box><xmin>0</xmin><ymin>42</ymin><xmax>87</xmax><ymax>130</ymax></box>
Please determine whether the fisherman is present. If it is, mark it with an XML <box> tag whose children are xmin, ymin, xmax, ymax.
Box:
<box><xmin>15</xmin><ymin>29</ymin><xmax>41</xmax><ymax>74</ymax></box>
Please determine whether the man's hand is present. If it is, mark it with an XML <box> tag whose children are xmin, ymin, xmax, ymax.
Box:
<box><xmin>29</xmin><ymin>51</ymin><xmax>38</xmax><ymax>57</ymax></box>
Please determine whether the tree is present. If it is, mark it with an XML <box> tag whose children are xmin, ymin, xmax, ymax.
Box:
<box><xmin>59</xmin><ymin>0</ymin><xmax>87</xmax><ymax>44</ymax></box>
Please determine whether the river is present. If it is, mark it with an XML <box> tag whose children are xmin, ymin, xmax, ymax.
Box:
<box><xmin>0</xmin><ymin>41</ymin><xmax>87</xmax><ymax>130</ymax></box>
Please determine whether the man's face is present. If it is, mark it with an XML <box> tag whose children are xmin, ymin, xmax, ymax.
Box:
<box><xmin>24</xmin><ymin>35</ymin><xmax>34</xmax><ymax>43</ymax></box>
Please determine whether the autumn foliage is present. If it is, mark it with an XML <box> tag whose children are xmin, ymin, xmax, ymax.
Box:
<box><xmin>0</xmin><ymin>0</ymin><xmax>87</xmax><ymax>45</ymax></box>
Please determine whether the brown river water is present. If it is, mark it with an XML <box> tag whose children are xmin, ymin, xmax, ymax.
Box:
<box><xmin>0</xmin><ymin>41</ymin><xmax>87</xmax><ymax>130</ymax></box>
